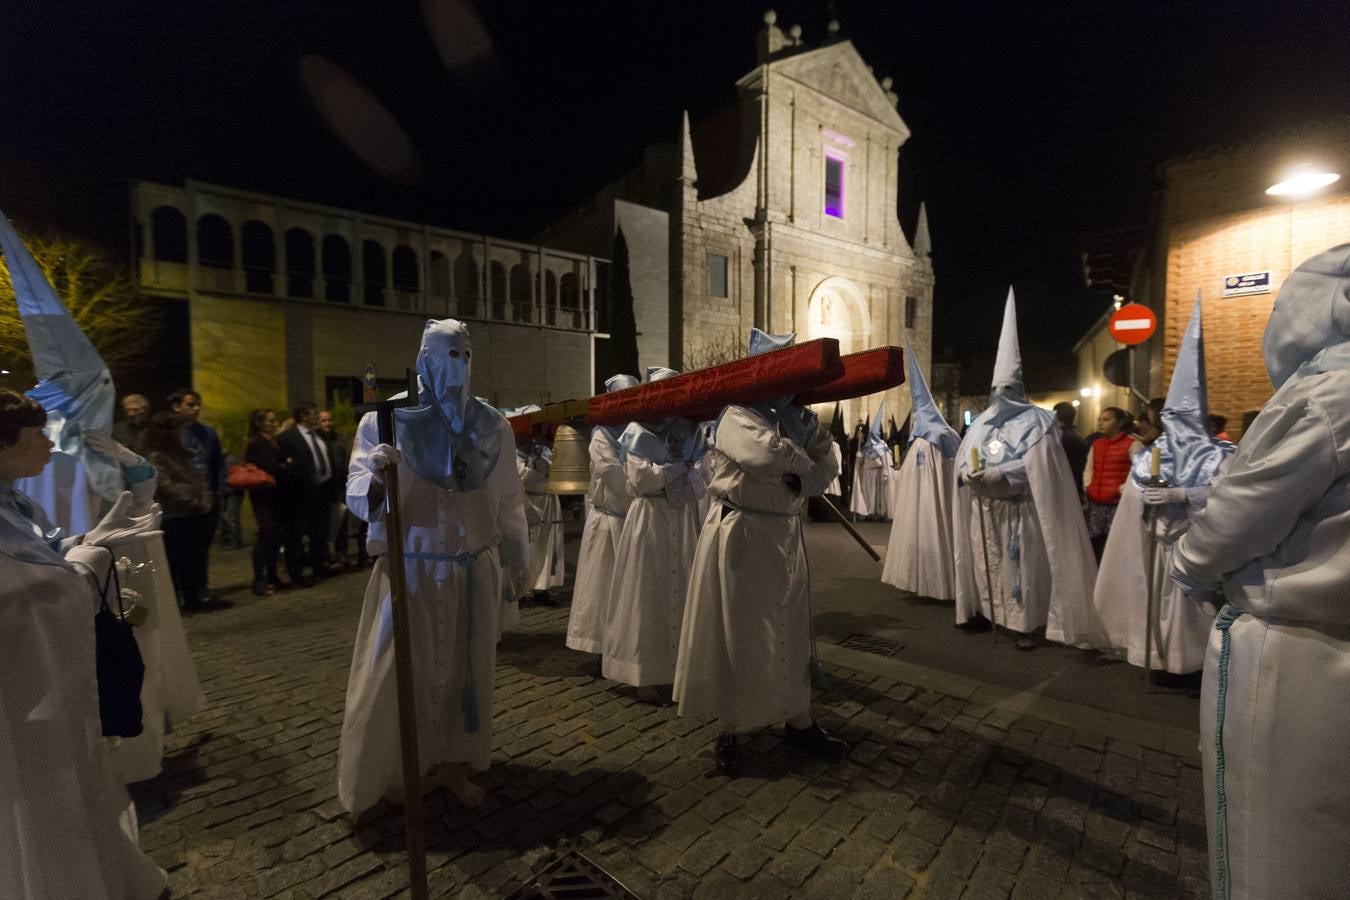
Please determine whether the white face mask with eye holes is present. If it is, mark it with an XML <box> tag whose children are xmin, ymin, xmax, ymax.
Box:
<box><xmin>415</xmin><ymin>319</ymin><xmax>474</xmax><ymax>431</ymax></box>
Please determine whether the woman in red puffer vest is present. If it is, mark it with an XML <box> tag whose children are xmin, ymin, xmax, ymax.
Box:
<box><xmin>1084</xmin><ymin>407</ymin><xmax>1143</xmax><ymax>560</ymax></box>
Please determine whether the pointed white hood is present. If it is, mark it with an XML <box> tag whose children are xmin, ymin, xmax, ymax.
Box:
<box><xmin>957</xmin><ymin>287</ymin><xmax>1054</xmax><ymax>474</ymax></box>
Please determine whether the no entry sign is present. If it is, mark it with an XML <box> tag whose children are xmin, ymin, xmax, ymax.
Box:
<box><xmin>1108</xmin><ymin>303</ymin><xmax>1157</xmax><ymax>345</ymax></box>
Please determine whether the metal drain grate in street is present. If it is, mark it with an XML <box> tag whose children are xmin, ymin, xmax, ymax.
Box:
<box><xmin>505</xmin><ymin>848</ymin><xmax>641</xmax><ymax>900</ymax></box>
<box><xmin>837</xmin><ymin>633</ymin><xmax>905</xmax><ymax>657</ymax></box>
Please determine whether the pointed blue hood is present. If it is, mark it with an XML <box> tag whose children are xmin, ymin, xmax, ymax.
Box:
<box><xmin>1132</xmin><ymin>293</ymin><xmax>1233</xmax><ymax>488</ymax></box>
<box><xmin>1</xmin><ymin>209</ymin><xmax>120</xmax><ymax>501</ymax></box>
<box><xmin>860</xmin><ymin>400</ymin><xmax>889</xmax><ymax>459</ymax></box>
<box><xmin>958</xmin><ymin>287</ymin><xmax>1054</xmax><ymax>474</ymax></box>
<box><xmin>904</xmin><ymin>339</ymin><xmax>960</xmax><ymax>459</ymax></box>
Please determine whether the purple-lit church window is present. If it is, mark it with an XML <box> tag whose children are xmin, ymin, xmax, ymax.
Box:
<box><xmin>825</xmin><ymin>154</ymin><xmax>845</xmax><ymax>218</ymax></box>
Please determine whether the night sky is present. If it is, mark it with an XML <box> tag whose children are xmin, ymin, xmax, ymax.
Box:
<box><xmin>3</xmin><ymin>0</ymin><xmax>1348</xmax><ymax>364</ymax></box>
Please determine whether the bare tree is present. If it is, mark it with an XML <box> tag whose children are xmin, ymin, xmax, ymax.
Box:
<box><xmin>682</xmin><ymin>330</ymin><xmax>746</xmax><ymax>372</ymax></box>
<box><xmin>0</xmin><ymin>229</ymin><xmax>159</xmax><ymax>387</ymax></box>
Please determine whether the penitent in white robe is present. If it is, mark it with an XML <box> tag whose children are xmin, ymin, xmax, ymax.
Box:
<box><xmin>602</xmin><ymin>448</ymin><xmax>704</xmax><ymax>686</ymax></box>
<box><xmin>566</xmin><ymin>429</ymin><xmax>632</xmax><ymax>654</ymax></box>
<box><xmin>522</xmin><ymin>457</ymin><xmax>564</xmax><ymax>594</ymax></box>
<box><xmin>953</xmin><ymin>433</ymin><xmax>1099</xmax><ymax>640</ymax></box>
<box><xmin>337</xmin><ymin>413</ymin><xmax>529</xmax><ymax>815</ymax></box>
<box><xmin>849</xmin><ymin>452</ymin><xmax>889</xmax><ymax>519</ymax></box>
<box><xmin>825</xmin><ymin>442</ymin><xmax>843</xmax><ymax>496</ymax></box>
<box><xmin>673</xmin><ymin>406</ymin><xmax>838</xmax><ymax>730</ymax></box>
<box><xmin>1091</xmin><ymin>480</ymin><xmax>1215</xmax><ymax>673</ymax></box>
<box><xmin>1174</xmin><ymin>359</ymin><xmax>1350</xmax><ymax>900</ymax></box>
<box><xmin>882</xmin><ymin>437</ymin><xmax>957</xmax><ymax>602</ymax></box>
<box><xmin>1</xmin><ymin>493</ymin><xmax>167</xmax><ymax>899</ymax></box>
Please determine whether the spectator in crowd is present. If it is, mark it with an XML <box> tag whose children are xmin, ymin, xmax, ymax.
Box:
<box><xmin>112</xmin><ymin>393</ymin><xmax>151</xmax><ymax>451</ymax></box>
<box><xmin>169</xmin><ymin>388</ymin><xmax>224</xmax><ymax>601</ymax></box>
<box><xmin>277</xmin><ymin>401</ymin><xmax>338</xmax><ymax>585</ymax></box>
<box><xmin>1083</xmin><ymin>406</ymin><xmax>1143</xmax><ymax>560</ymax></box>
<box><xmin>141</xmin><ymin>411</ymin><xmax>213</xmax><ymax>609</ymax></box>
<box><xmin>318</xmin><ymin>409</ymin><xmax>349</xmax><ymax>568</ymax></box>
<box><xmin>1134</xmin><ymin>398</ymin><xmax>1165</xmax><ymax>446</ymax></box>
<box><xmin>243</xmin><ymin>408</ymin><xmax>297</xmax><ymax>596</ymax></box>
<box><xmin>0</xmin><ymin>389</ymin><xmax>168</xmax><ymax>897</ymax></box>
<box><xmin>1053</xmin><ymin>401</ymin><xmax>1089</xmax><ymax>501</ymax></box>
<box><xmin>1206</xmin><ymin>413</ymin><xmax>1230</xmax><ymax>441</ymax></box>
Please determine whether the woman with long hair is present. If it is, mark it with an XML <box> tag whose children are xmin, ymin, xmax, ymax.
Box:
<box><xmin>140</xmin><ymin>411</ymin><xmax>211</xmax><ymax>609</ymax></box>
<box><xmin>243</xmin><ymin>408</ymin><xmax>292</xmax><ymax>596</ymax></box>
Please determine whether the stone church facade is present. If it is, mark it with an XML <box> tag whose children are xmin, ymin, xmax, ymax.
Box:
<box><xmin>541</xmin><ymin>12</ymin><xmax>935</xmax><ymax>428</ymax></box>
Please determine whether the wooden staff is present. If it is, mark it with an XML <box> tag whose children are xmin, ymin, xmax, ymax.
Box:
<box><xmin>820</xmin><ymin>495</ymin><xmax>881</xmax><ymax>562</ymax></box>
<box><xmin>356</xmin><ymin>373</ymin><xmax>427</xmax><ymax>900</ymax></box>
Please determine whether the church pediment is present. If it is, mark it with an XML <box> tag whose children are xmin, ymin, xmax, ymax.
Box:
<box><xmin>743</xmin><ymin>42</ymin><xmax>909</xmax><ymax>138</ymax></box>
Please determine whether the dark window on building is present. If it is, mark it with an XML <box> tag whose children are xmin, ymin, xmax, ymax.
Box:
<box><xmin>905</xmin><ymin>295</ymin><xmax>917</xmax><ymax>329</ymax></box>
<box><xmin>286</xmin><ymin>228</ymin><xmax>315</xmax><ymax>298</ymax></box>
<box><xmin>241</xmin><ymin>221</ymin><xmax>275</xmax><ymax>294</ymax></box>
<box><xmin>197</xmin><ymin>214</ymin><xmax>233</xmax><ymax>268</ymax></box>
<box><xmin>362</xmin><ymin>240</ymin><xmax>386</xmax><ymax>306</ymax></box>
<box><xmin>708</xmin><ymin>253</ymin><xmax>728</xmax><ymax>298</ymax></box>
<box><xmin>322</xmin><ymin>235</ymin><xmax>351</xmax><ymax>303</ymax></box>
<box><xmin>150</xmin><ymin>206</ymin><xmax>188</xmax><ymax>263</ymax></box>
<box><xmin>824</xmin><ymin>155</ymin><xmax>845</xmax><ymax>219</ymax></box>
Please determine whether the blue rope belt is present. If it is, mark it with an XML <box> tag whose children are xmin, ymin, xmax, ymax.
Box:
<box><xmin>1211</xmin><ymin>603</ymin><xmax>1245</xmax><ymax>900</ymax></box>
<box><xmin>403</xmin><ymin>540</ymin><xmax>498</xmax><ymax>734</ymax></box>
<box><xmin>591</xmin><ymin>504</ymin><xmax>626</xmax><ymax>518</ymax></box>
<box><xmin>1007</xmin><ymin>501</ymin><xmax>1023</xmax><ymax>603</ymax></box>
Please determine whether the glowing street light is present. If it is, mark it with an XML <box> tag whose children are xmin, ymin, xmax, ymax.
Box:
<box><xmin>1266</xmin><ymin>165</ymin><xmax>1341</xmax><ymax>198</ymax></box>
<box><xmin>1079</xmin><ymin>387</ymin><xmax>1093</xmax><ymax>398</ymax></box>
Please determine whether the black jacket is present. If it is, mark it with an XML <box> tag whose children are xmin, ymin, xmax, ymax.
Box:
<box><xmin>277</xmin><ymin>426</ymin><xmax>343</xmax><ymax>503</ymax></box>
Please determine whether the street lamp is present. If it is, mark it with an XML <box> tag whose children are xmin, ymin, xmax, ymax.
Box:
<box><xmin>1266</xmin><ymin>165</ymin><xmax>1341</xmax><ymax>198</ymax></box>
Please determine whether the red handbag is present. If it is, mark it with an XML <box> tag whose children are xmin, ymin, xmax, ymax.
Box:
<box><xmin>226</xmin><ymin>462</ymin><xmax>276</xmax><ymax>490</ymax></box>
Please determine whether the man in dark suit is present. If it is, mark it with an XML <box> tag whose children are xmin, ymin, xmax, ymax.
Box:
<box><xmin>278</xmin><ymin>401</ymin><xmax>340</xmax><ymax>584</ymax></box>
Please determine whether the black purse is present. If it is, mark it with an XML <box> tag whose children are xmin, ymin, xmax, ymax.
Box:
<box><xmin>93</xmin><ymin>549</ymin><xmax>146</xmax><ymax>738</ymax></box>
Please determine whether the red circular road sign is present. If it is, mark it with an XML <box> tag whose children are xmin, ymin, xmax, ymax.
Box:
<box><xmin>1108</xmin><ymin>303</ymin><xmax>1157</xmax><ymax>345</ymax></box>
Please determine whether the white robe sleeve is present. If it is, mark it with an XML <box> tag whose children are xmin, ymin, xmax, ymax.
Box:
<box><xmin>591</xmin><ymin>430</ymin><xmax>630</xmax><ymax>500</ymax></box>
<box><xmin>715</xmin><ymin>407</ymin><xmax>812</xmax><ymax>482</ymax></box>
<box><xmin>345</xmin><ymin>413</ymin><xmax>385</xmax><ymax>524</ymax></box>
<box><xmin>795</xmin><ymin>421</ymin><xmax>840</xmax><ymax>498</ymax></box>
<box><xmin>1173</xmin><ymin>397</ymin><xmax>1339</xmax><ymax>590</ymax></box>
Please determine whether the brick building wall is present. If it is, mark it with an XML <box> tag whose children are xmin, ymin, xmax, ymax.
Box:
<box><xmin>1159</xmin><ymin>122</ymin><xmax>1350</xmax><ymax>431</ymax></box>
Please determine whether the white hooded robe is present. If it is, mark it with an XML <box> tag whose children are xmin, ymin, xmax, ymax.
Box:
<box><xmin>337</xmin><ymin>412</ymin><xmax>528</xmax><ymax>815</ymax></box>
<box><xmin>673</xmin><ymin>405</ymin><xmax>838</xmax><ymax>729</ymax></box>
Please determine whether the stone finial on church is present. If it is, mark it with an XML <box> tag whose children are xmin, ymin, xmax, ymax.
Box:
<box><xmin>915</xmin><ymin>202</ymin><xmax>932</xmax><ymax>259</ymax></box>
<box><xmin>757</xmin><ymin>10</ymin><xmax>789</xmax><ymax>63</ymax></box>
<box><xmin>679</xmin><ymin>110</ymin><xmax>698</xmax><ymax>187</ymax></box>
<box><xmin>881</xmin><ymin>76</ymin><xmax>899</xmax><ymax>106</ymax></box>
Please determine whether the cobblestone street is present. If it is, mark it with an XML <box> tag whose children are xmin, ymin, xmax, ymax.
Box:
<box><xmin>135</xmin><ymin>530</ymin><xmax>1210</xmax><ymax>899</ymax></box>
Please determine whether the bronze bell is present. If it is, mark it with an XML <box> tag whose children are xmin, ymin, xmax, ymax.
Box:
<box><xmin>545</xmin><ymin>423</ymin><xmax>591</xmax><ymax>494</ymax></box>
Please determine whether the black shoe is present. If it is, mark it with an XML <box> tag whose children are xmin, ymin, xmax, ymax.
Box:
<box><xmin>955</xmin><ymin>615</ymin><xmax>992</xmax><ymax>633</ymax></box>
<box><xmin>784</xmin><ymin>721</ymin><xmax>848</xmax><ymax>760</ymax></box>
<box><xmin>533</xmin><ymin>590</ymin><xmax>560</xmax><ymax>608</ymax></box>
<box><xmin>251</xmin><ymin>579</ymin><xmax>274</xmax><ymax>597</ymax></box>
<box><xmin>714</xmin><ymin>735</ymin><xmax>742</xmax><ymax>777</ymax></box>
<box><xmin>295</xmin><ymin>576</ymin><xmax>315</xmax><ymax>589</ymax></box>
<box><xmin>1015</xmin><ymin>634</ymin><xmax>1037</xmax><ymax>651</ymax></box>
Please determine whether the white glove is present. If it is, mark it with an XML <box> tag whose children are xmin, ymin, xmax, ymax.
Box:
<box><xmin>83</xmin><ymin>491</ymin><xmax>163</xmax><ymax>548</ymax></box>
<box><xmin>367</xmin><ymin>443</ymin><xmax>402</xmax><ymax>484</ymax></box>
<box><xmin>83</xmin><ymin>430</ymin><xmax>142</xmax><ymax>467</ymax></box>
<box><xmin>65</xmin><ymin>542</ymin><xmax>116</xmax><ymax>585</ymax></box>
<box><xmin>1142</xmin><ymin>486</ymin><xmax>1188</xmax><ymax>506</ymax></box>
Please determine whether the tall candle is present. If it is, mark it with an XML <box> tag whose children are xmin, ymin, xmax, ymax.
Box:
<box><xmin>1150</xmin><ymin>445</ymin><xmax>1161</xmax><ymax>478</ymax></box>
<box><xmin>971</xmin><ymin>446</ymin><xmax>980</xmax><ymax>472</ymax></box>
